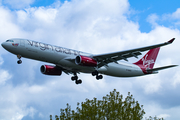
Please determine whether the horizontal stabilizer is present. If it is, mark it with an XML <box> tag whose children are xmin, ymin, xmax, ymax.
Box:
<box><xmin>147</xmin><ymin>65</ymin><xmax>178</xmax><ymax>72</ymax></box>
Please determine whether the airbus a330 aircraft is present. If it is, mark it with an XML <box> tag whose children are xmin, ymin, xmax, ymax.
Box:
<box><xmin>1</xmin><ymin>38</ymin><xmax>177</xmax><ymax>84</ymax></box>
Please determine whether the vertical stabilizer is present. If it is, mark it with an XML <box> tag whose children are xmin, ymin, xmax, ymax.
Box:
<box><xmin>134</xmin><ymin>47</ymin><xmax>160</xmax><ymax>69</ymax></box>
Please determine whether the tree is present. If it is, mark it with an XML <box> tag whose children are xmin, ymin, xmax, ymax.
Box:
<box><xmin>50</xmin><ymin>89</ymin><xmax>164</xmax><ymax>120</ymax></box>
<box><xmin>55</xmin><ymin>89</ymin><xmax>146</xmax><ymax>120</ymax></box>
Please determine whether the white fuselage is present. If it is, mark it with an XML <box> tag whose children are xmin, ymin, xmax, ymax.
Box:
<box><xmin>2</xmin><ymin>39</ymin><xmax>145</xmax><ymax>77</ymax></box>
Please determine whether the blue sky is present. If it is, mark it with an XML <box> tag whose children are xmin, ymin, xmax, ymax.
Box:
<box><xmin>129</xmin><ymin>0</ymin><xmax>180</xmax><ymax>32</ymax></box>
<box><xmin>0</xmin><ymin>0</ymin><xmax>180</xmax><ymax>120</ymax></box>
<box><xmin>32</xmin><ymin>0</ymin><xmax>68</xmax><ymax>7</ymax></box>
<box><xmin>32</xmin><ymin>0</ymin><xmax>57</xmax><ymax>7</ymax></box>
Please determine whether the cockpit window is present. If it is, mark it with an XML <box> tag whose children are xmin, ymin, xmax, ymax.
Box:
<box><xmin>6</xmin><ymin>40</ymin><xmax>14</xmax><ymax>42</ymax></box>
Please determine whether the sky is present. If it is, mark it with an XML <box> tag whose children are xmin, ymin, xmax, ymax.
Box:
<box><xmin>0</xmin><ymin>0</ymin><xmax>180</xmax><ymax>120</ymax></box>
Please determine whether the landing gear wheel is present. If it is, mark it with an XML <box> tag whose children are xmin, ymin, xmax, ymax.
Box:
<box><xmin>96</xmin><ymin>76</ymin><xmax>100</xmax><ymax>80</ymax></box>
<box><xmin>17</xmin><ymin>60</ymin><xmax>22</xmax><ymax>64</ymax></box>
<box><xmin>78</xmin><ymin>79</ymin><xmax>82</xmax><ymax>84</ymax></box>
<box><xmin>17</xmin><ymin>55</ymin><xmax>22</xmax><ymax>64</ymax></box>
<box><xmin>96</xmin><ymin>75</ymin><xmax>103</xmax><ymax>80</ymax></box>
<box><xmin>75</xmin><ymin>80</ymin><xmax>78</xmax><ymax>84</ymax></box>
<box><xmin>71</xmin><ymin>77</ymin><xmax>75</xmax><ymax>81</ymax></box>
<box><xmin>98</xmin><ymin>75</ymin><xmax>103</xmax><ymax>79</ymax></box>
<box><xmin>92</xmin><ymin>71</ymin><xmax>98</xmax><ymax>76</ymax></box>
<box><xmin>71</xmin><ymin>76</ymin><xmax>78</xmax><ymax>81</ymax></box>
<box><xmin>75</xmin><ymin>79</ymin><xmax>82</xmax><ymax>84</ymax></box>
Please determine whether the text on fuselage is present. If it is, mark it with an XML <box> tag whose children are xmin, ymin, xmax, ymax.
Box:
<box><xmin>27</xmin><ymin>40</ymin><xmax>80</xmax><ymax>56</ymax></box>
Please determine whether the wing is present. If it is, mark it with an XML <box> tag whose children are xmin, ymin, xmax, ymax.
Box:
<box><xmin>56</xmin><ymin>65</ymin><xmax>80</xmax><ymax>75</ymax></box>
<box><xmin>93</xmin><ymin>38</ymin><xmax>175</xmax><ymax>68</ymax></box>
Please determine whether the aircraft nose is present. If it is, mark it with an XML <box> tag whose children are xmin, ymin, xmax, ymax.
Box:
<box><xmin>1</xmin><ymin>42</ymin><xmax>8</xmax><ymax>49</ymax></box>
<box><xmin>1</xmin><ymin>42</ymin><xmax>6</xmax><ymax>48</ymax></box>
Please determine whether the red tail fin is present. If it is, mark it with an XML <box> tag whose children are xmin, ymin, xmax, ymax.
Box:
<box><xmin>134</xmin><ymin>47</ymin><xmax>160</xmax><ymax>69</ymax></box>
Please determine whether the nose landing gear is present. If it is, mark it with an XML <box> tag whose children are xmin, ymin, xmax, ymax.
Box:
<box><xmin>17</xmin><ymin>55</ymin><xmax>22</xmax><ymax>64</ymax></box>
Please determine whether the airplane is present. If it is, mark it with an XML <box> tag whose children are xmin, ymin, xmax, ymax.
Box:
<box><xmin>1</xmin><ymin>38</ymin><xmax>178</xmax><ymax>84</ymax></box>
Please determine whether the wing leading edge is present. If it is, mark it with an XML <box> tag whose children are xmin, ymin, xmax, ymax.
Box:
<box><xmin>93</xmin><ymin>38</ymin><xmax>175</xmax><ymax>68</ymax></box>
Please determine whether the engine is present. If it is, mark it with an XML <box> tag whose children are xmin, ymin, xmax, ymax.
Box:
<box><xmin>40</xmin><ymin>65</ymin><xmax>62</xmax><ymax>75</ymax></box>
<box><xmin>75</xmin><ymin>55</ymin><xmax>97</xmax><ymax>67</ymax></box>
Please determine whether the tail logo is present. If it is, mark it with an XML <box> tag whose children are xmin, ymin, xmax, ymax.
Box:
<box><xmin>142</xmin><ymin>54</ymin><xmax>155</xmax><ymax>68</ymax></box>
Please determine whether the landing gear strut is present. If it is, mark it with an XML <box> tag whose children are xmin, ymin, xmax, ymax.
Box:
<box><xmin>71</xmin><ymin>73</ymin><xmax>82</xmax><ymax>85</ymax></box>
<box><xmin>17</xmin><ymin>55</ymin><xmax>22</xmax><ymax>64</ymax></box>
<box><xmin>92</xmin><ymin>70</ymin><xmax>103</xmax><ymax>80</ymax></box>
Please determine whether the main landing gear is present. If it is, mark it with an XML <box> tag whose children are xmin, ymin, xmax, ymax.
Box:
<box><xmin>71</xmin><ymin>73</ymin><xmax>82</xmax><ymax>85</ymax></box>
<box><xmin>71</xmin><ymin>71</ymin><xmax>103</xmax><ymax>85</ymax></box>
<box><xmin>17</xmin><ymin>55</ymin><xmax>22</xmax><ymax>64</ymax></box>
<box><xmin>92</xmin><ymin>70</ymin><xmax>103</xmax><ymax>80</ymax></box>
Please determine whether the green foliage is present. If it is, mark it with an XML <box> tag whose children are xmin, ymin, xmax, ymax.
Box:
<box><xmin>55</xmin><ymin>89</ymin><xmax>146</xmax><ymax>120</ymax></box>
<box><xmin>50</xmin><ymin>115</ymin><xmax>52</xmax><ymax>120</ymax></box>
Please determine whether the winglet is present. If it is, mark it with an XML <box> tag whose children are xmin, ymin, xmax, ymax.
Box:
<box><xmin>168</xmin><ymin>38</ymin><xmax>175</xmax><ymax>43</ymax></box>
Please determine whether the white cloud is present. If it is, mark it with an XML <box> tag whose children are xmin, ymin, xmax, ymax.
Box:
<box><xmin>147</xmin><ymin>14</ymin><xmax>159</xmax><ymax>28</ymax></box>
<box><xmin>137</xmin><ymin>75</ymin><xmax>162</xmax><ymax>94</ymax></box>
<box><xmin>16</xmin><ymin>6</ymin><xmax>58</xmax><ymax>25</ymax></box>
<box><xmin>172</xmin><ymin>70</ymin><xmax>180</xmax><ymax>87</ymax></box>
<box><xmin>167</xmin><ymin>8</ymin><xmax>180</xmax><ymax>20</ymax></box>
<box><xmin>27</xmin><ymin>107</ymin><xmax>37</xmax><ymax>118</ymax></box>
<box><xmin>0</xmin><ymin>56</ymin><xmax>4</xmax><ymax>65</ymax></box>
<box><xmin>0</xmin><ymin>0</ymin><xmax>180</xmax><ymax>120</ymax></box>
<box><xmin>0</xmin><ymin>69</ymin><xmax>11</xmax><ymax>85</ymax></box>
<box><xmin>157</xmin><ymin>114</ymin><xmax>170</xmax><ymax>119</ymax></box>
<box><xmin>34</xmin><ymin>7</ymin><xmax>58</xmax><ymax>23</ymax></box>
<box><xmin>147</xmin><ymin>8</ymin><xmax>180</xmax><ymax>28</ymax></box>
<box><xmin>144</xmin><ymin>103</ymin><xmax>180</xmax><ymax>120</ymax></box>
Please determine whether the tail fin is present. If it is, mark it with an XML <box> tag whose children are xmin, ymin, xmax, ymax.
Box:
<box><xmin>134</xmin><ymin>47</ymin><xmax>160</xmax><ymax>69</ymax></box>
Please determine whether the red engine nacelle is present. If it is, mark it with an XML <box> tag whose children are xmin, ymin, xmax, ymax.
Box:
<box><xmin>40</xmin><ymin>65</ymin><xmax>62</xmax><ymax>75</ymax></box>
<box><xmin>75</xmin><ymin>55</ymin><xmax>97</xmax><ymax>67</ymax></box>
